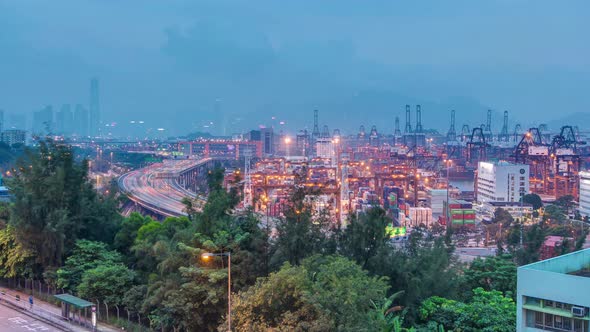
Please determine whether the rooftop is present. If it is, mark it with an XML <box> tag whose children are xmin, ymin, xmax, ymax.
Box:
<box><xmin>520</xmin><ymin>248</ymin><xmax>590</xmax><ymax>279</ymax></box>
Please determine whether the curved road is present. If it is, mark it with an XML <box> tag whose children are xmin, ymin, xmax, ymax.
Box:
<box><xmin>118</xmin><ymin>159</ymin><xmax>209</xmax><ymax>217</ymax></box>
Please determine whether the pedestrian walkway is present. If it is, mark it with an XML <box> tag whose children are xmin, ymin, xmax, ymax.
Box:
<box><xmin>0</xmin><ymin>286</ymin><xmax>119</xmax><ymax>332</ymax></box>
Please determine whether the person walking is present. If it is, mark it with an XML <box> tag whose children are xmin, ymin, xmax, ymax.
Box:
<box><xmin>28</xmin><ymin>295</ymin><xmax>33</xmax><ymax>310</ymax></box>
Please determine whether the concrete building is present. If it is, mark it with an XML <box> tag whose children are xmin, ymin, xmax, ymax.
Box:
<box><xmin>477</xmin><ymin>161</ymin><xmax>529</xmax><ymax>203</ymax></box>
<box><xmin>579</xmin><ymin>171</ymin><xmax>590</xmax><ymax>218</ymax></box>
<box><xmin>315</xmin><ymin>137</ymin><xmax>335</xmax><ymax>161</ymax></box>
<box><xmin>260</xmin><ymin>128</ymin><xmax>274</xmax><ymax>156</ymax></box>
<box><xmin>479</xmin><ymin>201</ymin><xmax>534</xmax><ymax>222</ymax></box>
<box><xmin>517</xmin><ymin>248</ymin><xmax>590</xmax><ymax>331</ymax></box>
<box><xmin>1</xmin><ymin>129</ymin><xmax>26</xmax><ymax>146</ymax></box>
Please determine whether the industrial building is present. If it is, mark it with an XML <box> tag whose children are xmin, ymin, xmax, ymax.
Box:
<box><xmin>579</xmin><ymin>171</ymin><xmax>590</xmax><ymax>218</ymax></box>
<box><xmin>477</xmin><ymin>161</ymin><xmax>529</xmax><ymax>203</ymax></box>
<box><xmin>517</xmin><ymin>248</ymin><xmax>590</xmax><ymax>331</ymax></box>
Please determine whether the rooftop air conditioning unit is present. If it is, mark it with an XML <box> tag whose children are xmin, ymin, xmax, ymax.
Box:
<box><xmin>572</xmin><ymin>306</ymin><xmax>587</xmax><ymax>317</ymax></box>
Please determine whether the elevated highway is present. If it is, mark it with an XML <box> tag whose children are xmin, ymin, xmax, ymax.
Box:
<box><xmin>118</xmin><ymin>158</ymin><xmax>214</xmax><ymax>218</ymax></box>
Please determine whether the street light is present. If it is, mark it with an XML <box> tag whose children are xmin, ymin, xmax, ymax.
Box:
<box><xmin>202</xmin><ymin>252</ymin><xmax>232</xmax><ymax>331</ymax></box>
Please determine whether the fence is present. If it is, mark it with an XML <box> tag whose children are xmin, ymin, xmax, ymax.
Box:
<box><xmin>0</xmin><ymin>278</ymin><xmax>152</xmax><ymax>331</ymax></box>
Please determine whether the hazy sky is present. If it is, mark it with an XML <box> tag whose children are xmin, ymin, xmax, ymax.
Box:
<box><xmin>1</xmin><ymin>0</ymin><xmax>589</xmax><ymax>136</ymax></box>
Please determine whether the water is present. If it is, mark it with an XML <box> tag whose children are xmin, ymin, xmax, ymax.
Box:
<box><xmin>451</xmin><ymin>179</ymin><xmax>474</xmax><ymax>192</ymax></box>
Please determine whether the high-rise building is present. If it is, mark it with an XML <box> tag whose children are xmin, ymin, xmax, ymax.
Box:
<box><xmin>261</xmin><ymin>127</ymin><xmax>274</xmax><ymax>155</ymax></box>
<box><xmin>89</xmin><ymin>77</ymin><xmax>100</xmax><ymax>137</ymax></box>
<box><xmin>1</xmin><ymin>129</ymin><xmax>26</xmax><ymax>146</ymax></box>
<box><xmin>477</xmin><ymin>161</ymin><xmax>529</xmax><ymax>203</ymax></box>
<box><xmin>74</xmin><ymin>104</ymin><xmax>89</xmax><ymax>137</ymax></box>
<box><xmin>316</xmin><ymin>137</ymin><xmax>335</xmax><ymax>160</ymax></box>
<box><xmin>32</xmin><ymin>106</ymin><xmax>53</xmax><ymax>135</ymax></box>
<box><xmin>8</xmin><ymin>114</ymin><xmax>26</xmax><ymax>130</ymax></box>
<box><xmin>56</xmin><ymin>104</ymin><xmax>74</xmax><ymax>136</ymax></box>
<box><xmin>516</xmin><ymin>248</ymin><xmax>590</xmax><ymax>331</ymax></box>
<box><xmin>579</xmin><ymin>171</ymin><xmax>590</xmax><ymax>217</ymax></box>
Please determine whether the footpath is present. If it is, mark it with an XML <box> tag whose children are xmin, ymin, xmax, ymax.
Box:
<box><xmin>0</xmin><ymin>286</ymin><xmax>120</xmax><ymax>332</ymax></box>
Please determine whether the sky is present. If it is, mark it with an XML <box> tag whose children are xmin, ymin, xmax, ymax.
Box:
<box><xmin>1</xmin><ymin>0</ymin><xmax>589</xmax><ymax>137</ymax></box>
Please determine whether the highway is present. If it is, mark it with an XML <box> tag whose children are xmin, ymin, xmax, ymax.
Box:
<box><xmin>118</xmin><ymin>159</ymin><xmax>209</xmax><ymax>217</ymax></box>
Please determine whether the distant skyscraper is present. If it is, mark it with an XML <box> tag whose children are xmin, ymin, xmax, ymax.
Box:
<box><xmin>8</xmin><ymin>114</ymin><xmax>26</xmax><ymax>130</ymax></box>
<box><xmin>89</xmin><ymin>77</ymin><xmax>100</xmax><ymax>137</ymax></box>
<box><xmin>56</xmin><ymin>104</ymin><xmax>74</xmax><ymax>135</ymax></box>
<box><xmin>74</xmin><ymin>104</ymin><xmax>89</xmax><ymax>137</ymax></box>
<box><xmin>32</xmin><ymin>106</ymin><xmax>53</xmax><ymax>135</ymax></box>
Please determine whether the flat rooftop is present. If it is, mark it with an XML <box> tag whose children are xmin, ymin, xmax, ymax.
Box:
<box><xmin>520</xmin><ymin>248</ymin><xmax>590</xmax><ymax>278</ymax></box>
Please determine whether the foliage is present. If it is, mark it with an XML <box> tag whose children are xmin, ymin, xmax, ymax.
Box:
<box><xmin>462</xmin><ymin>255</ymin><xmax>516</xmax><ymax>298</ymax></box>
<box><xmin>0</xmin><ymin>225</ymin><xmax>35</xmax><ymax>278</ymax></box>
<box><xmin>270</xmin><ymin>187</ymin><xmax>335</xmax><ymax>267</ymax></box>
<box><xmin>113</xmin><ymin>212</ymin><xmax>151</xmax><ymax>259</ymax></box>
<box><xmin>366</xmin><ymin>230</ymin><xmax>461</xmax><ymax>326</ymax></box>
<box><xmin>544</xmin><ymin>204</ymin><xmax>566</xmax><ymax>223</ymax></box>
<box><xmin>338</xmin><ymin>207</ymin><xmax>390</xmax><ymax>269</ymax></box>
<box><xmin>522</xmin><ymin>193</ymin><xmax>543</xmax><ymax>210</ymax></box>
<box><xmin>77</xmin><ymin>263</ymin><xmax>135</xmax><ymax>305</ymax></box>
<box><xmin>230</xmin><ymin>255</ymin><xmax>389</xmax><ymax>332</ymax></box>
<box><xmin>492</xmin><ymin>208</ymin><xmax>514</xmax><ymax>226</ymax></box>
<box><xmin>511</xmin><ymin>224</ymin><xmax>546</xmax><ymax>265</ymax></box>
<box><xmin>7</xmin><ymin>139</ymin><xmax>121</xmax><ymax>275</ymax></box>
<box><xmin>419</xmin><ymin>288</ymin><xmax>516</xmax><ymax>332</ymax></box>
<box><xmin>56</xmin><ymin>240</ymin><xmax>122</xmax><ymax>291</ymax></box>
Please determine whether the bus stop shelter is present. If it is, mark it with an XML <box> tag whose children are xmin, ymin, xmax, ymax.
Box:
<box><xmin>54</xmin><ymin>293</ymin><xmax>95</xmax><ymax>328</ymax></box>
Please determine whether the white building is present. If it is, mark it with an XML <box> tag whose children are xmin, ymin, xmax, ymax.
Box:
<box><xmin>517</xmin><ymin>249</ymin><xmax>590</xmax><ymax>331</ymax></box>
<box><xmin>315</xmin><ymin>137</ymin><xmax>335</xmax><ymax>160</ymax></box>
<box><xmin>579</xmin><ymin>171</ymin><xmax>590</xmax><ymax>218</ymax></box>
<box><xmin>477</xmin><ymin>161</ymin><xmax>529</xmax><ymax>203</ymax></box>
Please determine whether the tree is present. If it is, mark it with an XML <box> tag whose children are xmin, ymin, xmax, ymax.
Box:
<box><xmin>555</xmin><ymin>195</ymin><xmax>575</xmax><ymax>215</ymax></box>
<box><xmin>338</xmin><ymin>207</ymin><xmax>390</xmax><ymax>269</ymax></box>
<box><xmin>229</xmin><ymin>255</ymin><xmax>389</xmax><ymax>332</ymax></box>
<box><xmin>462</xmin><ymin>255</ymin><xmax>517</xmax><ymax>298</ymax></box>
<box><xmin>522</xmin><ymin>193</ymin><xmax>543</xmax><ymax>210</ymax></box>
<box><xmin>493</xmin><ymin>208</ymin><xmax>514</xmax><ymax>226</ymax></box>
<box><xmin>544</xmin><ymin>204</ymin><xmax>566</xmax><ymax>223</ymax></box>
<box><xmin>419</xmin><ymin>288</ymin><xmax>516</xmax><ymax>332</ymax></box>
<box><xmin>77</xmin><ymin>263</ymin><xmax>135</xmax><ymax>306</ymax></box>
<box><xmin>7</xmin><ymin>139</ymin><xmax>121</xmax><ymax>275</ymax></box>
<box><xmin>0</xmin><ymin>225</ymin><xmax>35</xmax><ymax>278</ymax></box>
<box><xmin>270</xmin><ymin>187</ymin><xmax>334</xmax><ymax>267</ymax></box>
<box><xmin>367</xmin><ymin>231</ymin><xmax>461</xmax><ymax>326</ymax></box>
<box><xmin>113</xmin><ymin>212</ymin><xmax>151</xmax><ymax>259</ymax></box>
<box><xmin>56</xmin><ymin>240</ymin><xmax>122</xmax><ymax>291</ymax></box>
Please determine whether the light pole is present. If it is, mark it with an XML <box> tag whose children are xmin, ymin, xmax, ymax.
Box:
<box><xmin>202</xmin><ymin>252</ymin><xmax>232</xmax><ymax>331</ymax></box>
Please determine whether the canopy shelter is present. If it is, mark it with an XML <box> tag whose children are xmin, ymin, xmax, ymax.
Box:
<box><xmin>54</xmin><ymin>293</ymin><xmax>95</xmax><ymax>328</ymax></box>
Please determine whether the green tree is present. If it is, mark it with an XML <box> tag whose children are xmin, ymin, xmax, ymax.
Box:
<box><xmin>338</xmin><ymin>207</ymin><xmax>390</xmax><ymax>269</ymax></box>
<box><xmin>56</xmin><ymin>240</ymin><xmax>122</xmax><ymax>291</ymax></box>
<box><xmin>113</xmin><ymin>212</ymin><xmax>151</xmax><ymax>259</ymax></box>
<box><xmin>7</xmin><ymin>139</ymin><xmax>121</xmax><ymax>275</ymax></box>
<box><xmin>555</xmin><ymin>195</ymin><xmax>575</xmax><ymax>215</ymax></box>
<box><xmin>522</xmin><ymin>193</ymin><xmax>543</xmax><ymax>210</ymax></box>
<box><xmin>493</xmin><ymin>207</ymin><xmax>514</xmax><ymax>226</ymax></box>
<box><xmin>0</xmin><ymin>226</ymin><xmax>35</xmax><ymax>278</ymax></box>
<box><xmin>544</xmin><ymin>204</ymin><xmax>566</xmax><ymax>223</ymax></box>
<box><xmin>462</xmin><ymin>255</ymin><xmax>517</xmax><ymax>298</ymax></box>
<box><xmin>77</xmin><ymin>263</ymin><xmax>135</xmax><ymax>305</ymax></box>
<box><xmin>229</xmin><ymin>255</ymin><xmax>389</xmax><ymax>332</ymax></box>
<box><xmin>270</xmin><ymin>187</ymin><xmax>334</xmax><ymax>267</ymax></box>
<box><xmin>419</xmin><ymin>288</ymin><xmax>516</xmax><ymax>332</ymax></box>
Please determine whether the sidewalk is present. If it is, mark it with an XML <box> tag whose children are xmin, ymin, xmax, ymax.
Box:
<box><xmin>0</xmin><ymin>286</ymin><xmax>120</xmax><ymax>332</ymax></box>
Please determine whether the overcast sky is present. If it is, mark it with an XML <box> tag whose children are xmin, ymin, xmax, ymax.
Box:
<box><xmin>1</xmin><ymin>0</ymin><xmax>589</xmax><ymax>136</ymax></box>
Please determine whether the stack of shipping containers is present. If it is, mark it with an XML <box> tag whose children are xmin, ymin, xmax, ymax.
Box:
<box><xmin>448</xmin><ymin>200</ymin><xmax>476</xmax><ymax>227</ymax></box>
